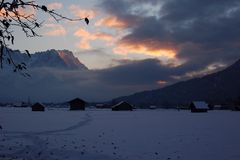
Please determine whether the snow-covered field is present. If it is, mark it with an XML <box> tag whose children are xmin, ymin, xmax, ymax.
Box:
<box><xmin>0</xmin><ymin>108</ymin><xmax>240</xmax><ymax>160</ymax></box>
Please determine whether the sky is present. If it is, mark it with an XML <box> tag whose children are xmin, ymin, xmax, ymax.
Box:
<box><xmin>11</xmin><ymin>0</ymin><xmax>240</xmax><ymax>69</ymax></box>
<box><xmin>1</xmin><ymin>0</ymin><xmax>240</xmax><ymax>102</ymax></box>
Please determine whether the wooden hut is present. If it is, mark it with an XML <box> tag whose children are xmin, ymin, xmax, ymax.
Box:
<box><xmin>112</xmin><ymin>101</ymin><xmax>133</xmax><ymax>111</ymax></box>
<box><xmin>69</xmin><ymin>98</ymin><xmax>85</xmax><ymax>110</ymax></box>
<box><xmin>31</xmin><ymin>103</ymin><xmax>45</xmax><ymax>111</ymax></box>
<box><xmin>232</xmin><ymin>106</ymin><xmax>240</xmax><ymax>111</ymax></box>
<box><xmin>190</xmin><ymin>101</ymin><xmax>209</xmax><ymax>112</ymax></box>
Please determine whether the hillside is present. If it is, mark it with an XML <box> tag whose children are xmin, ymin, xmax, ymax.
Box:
<box><xmin>3</xmin><ymin>49</ymin><xmax>88</xmax><ymax>70</ymax></box>
<box><xmin>113</xmin><ymin>59</ymin><xmax>240</xmax><ymax>107</ymax></box>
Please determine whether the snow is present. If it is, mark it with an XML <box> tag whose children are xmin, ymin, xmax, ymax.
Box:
<box><xmin>111</xmin><ymin>101</ymin><xmax>132</xmax><ymax>108</ymax></box>
<box><xmin>1</xmin><ymin>108</ymin><xmax>240</xmax><ymax>160</ymax></box>
<box><xmin>3</xmin><ymin>49</ymin><xmax>87</xmax><ymax>70</ymax></box>
<box><xmin>192</xmin><ymin>101</ymin><xmax>209</xmax><ymax>109</ymax></box>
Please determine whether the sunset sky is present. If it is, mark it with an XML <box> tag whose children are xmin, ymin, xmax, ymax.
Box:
<box><xmin>2</xmin><ymin>0</ymin><xmax>240</xmax><ymax>102</ymax></box>
<box><xmin>12</xmin><ymin>0</ymin><xmax>240</xmax><ymax>70</ymax></box>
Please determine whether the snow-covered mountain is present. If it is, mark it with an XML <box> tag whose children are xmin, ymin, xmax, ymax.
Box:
<box><xmin>3</xmin><ymin>49</ymin><xmax>88</xmax><ymax>70</ymax></box>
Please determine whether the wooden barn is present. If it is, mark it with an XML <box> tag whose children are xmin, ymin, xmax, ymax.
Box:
<box><xmin>232</xmin><ymin>106</ymin><xmax>240</xmax><ymax>111</ymax></box>
<box><xmin>69</xmin><ymin>98</ymin><xmax>86</xmax><ymax>110</ymax></box>
<box><xmin>112</xmin><ymin>101</ymin><xmax>133</xmax><ymax>111</ymax></box>
<box><xmin>31</xmin><ymin>103</ymin><xmax>45</xmax><ymax>111</ymax></box>
<box><xmin>190</xmin><ymin>101</ymin><xmax>209</xmax><ymax>112</ymax></box>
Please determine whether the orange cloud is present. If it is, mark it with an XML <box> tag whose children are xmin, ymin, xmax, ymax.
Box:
<box><xmin>74</xmin><ymin>28</ymin><xmax>90</xmax><ymax>37</ymax></box>
<box><xmin>157</xmin><ymin>80</ymin><xmax>167</xmax><ymax>86</ymax></box>
<box><xmin>69</xmin><ymin>5</ymin><xmax>96</xmax><ymax>19</ymax></box>
<box><xmin>74</xmin><ymin>28</ymin><xmax>113</xmax><ymax>49</ymax></box>
<box><xmin>76</xmin><ymin>39</ymin><xmax>91</xmax><ymax>49</ymax></box>
<box><xmin>47</xmin><ymin>2</ymin><xmax>63</xmax><ymax>10</ymax></box>
<box><xmin>95</xmin><ymin>16</ymin><xmax>128</xmax><ymax>28</ymax></box>
<box><xmin>113</xmin><ymin>42</ymin><xmax>177</xmax><ymax>59</ymax></box>
<box><xmin>0</xmin><ymin>6</ymin><xmax>35</xmax><ymax>17</ymax></box>
<box><xmin>92</xmin><ymin>32</ymin><xmax>113</xmax><ymax>41</ymax></box>
<box><xmin>44</xmin><ymin>24</ymin><xmax>66</xmax><ymax>36</ymax></box>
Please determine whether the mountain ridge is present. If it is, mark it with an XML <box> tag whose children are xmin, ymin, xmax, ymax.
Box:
<box><xmin>3</xmin><ymin>49</ymin><xmax>88</xmax><ymax>70</ymax></box>
<box><xmin>112</xmin><ymin>59</ymin><xmax>240</xmax><ymax>107</ymax></box>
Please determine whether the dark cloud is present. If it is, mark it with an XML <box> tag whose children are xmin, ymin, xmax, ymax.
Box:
<box><xmin>0</xmin><ymin>58</ymin><xmax>192</xmax><ymax>103</ymax></box>
<box><xmin>0</xmin><ymin>55</ymin><xmax>233</xmax><ymax>103</ymax></box>
<box><xmin>1</xmin><ymin>0</ymin><xmax>240</xmax><ymax>103</ymax></box>
<box><xmin>100</xmin><ymin>0</ymin><xmax>240</xmax><ymax>72</ymax></box>
<box><xmin>98</xmin><ymin>59</ymin><xmax>173</xmax><ymax>85</ymax></box>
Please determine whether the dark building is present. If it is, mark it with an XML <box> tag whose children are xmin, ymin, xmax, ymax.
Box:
<box><xmin>69</xmin><ymin>98</ymin><xmax>86</xmax><ymax>110</ymax></box>
<box><xmin>190</xmin><ymin>101</ymin><xmax>209</xmax><ymax>112</ymax></box>
<box><xmin>232</xmin><ymin>106</ymin><xmax>240</xmax><ymax>111</ymax></box>
<box><xmin>112</xmin><ymin>101</ymin><xmax>133</xmax><ymax>111</ymax></box>
<box><xmin>31</xmin><ymin>103</ymin><xmax>45</xmax><ymax>111</ymax></box>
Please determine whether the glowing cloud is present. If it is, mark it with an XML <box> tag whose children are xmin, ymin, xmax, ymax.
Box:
<box><xmin>0</xmin><ymin>6</ymin><xmax>35</xmax><ymax>17</ymax></box>
<box><xmin>69</xmin><ymin>5</ymin><xmax>96</xmax><ymax>19</ymax></box>
<box><xmin>74</xmin><ymin>28</ymin><xmax>113</xmax><ymax>49</ymax></box>
<box><xmin>44</xmin><ymin>24</ymin><xmax>66</xmax><ymax>36</ymax></box>
<box><xmin>92</xmin><ymin>32</ymin><xmax>113</xmax><ymax>41</ymax></box>
<box><xmin>76</xmin><ymin>39</ymin><xmax>91</xmax><ymax>49</ymax></box>
<box><xmin>157</xmin><ymin>80</ymin><xmax>167</xmax><ymax>86</ymax></box>
<box><xmin>74</xmin><ymin>28</ymin><xmax>90</xmax><ymax>37</ymax></box>
<box><xmin>95</xmin><ymin>16</ymin><xmax>128</xmax><ymax>29</ymax></box>
<box><xmin>47</xmin><ymin>2</ymin><xmax>63</xmax><ymax>10</ymax></box>
<box><xmin>113</xmin><ymin>42</ymin><xmax>176</xmax><ymax>59</ymax></box>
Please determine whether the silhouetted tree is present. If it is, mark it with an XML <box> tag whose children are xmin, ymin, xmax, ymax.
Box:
<box><xmin>0</xmin><ymin>0</ymin><xmax>89</xmax><ymax>75</ymax></box>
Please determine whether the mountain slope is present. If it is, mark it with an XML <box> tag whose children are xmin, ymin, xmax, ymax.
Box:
<box><xmin>3</xmin><ymin>49</ymin><xmax>87</xmax><ymax>70</ymax></box>
<box><xmin>113</xmin><ymin>59</ymin><xmax>240</xmax><ymax>107</ymax></box>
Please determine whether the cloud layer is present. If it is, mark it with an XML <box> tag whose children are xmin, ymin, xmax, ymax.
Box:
<box><xmin>3</xmin><ymin>0</ymin><xmax>240</xmax><ymax>103</ymax></box>
<box><xmin>0</xmin><ymin>56</ymin><xmax>228</xmax><ymax>103</ymax></box>
<box><xmin>74</xmin><ymin>29</ymin><xmax>113</xmax><ymax>49</ymax></box>
<box><xmin>99</xmin><ymin>0</ymin><xmax>240</xmax><ymax>73</ymax></box>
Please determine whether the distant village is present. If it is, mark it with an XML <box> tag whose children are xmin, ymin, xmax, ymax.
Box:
<box><xmin>0</xmin><ymin>97</ymin><xmax>240</xmax><ymax>112</ymax></box>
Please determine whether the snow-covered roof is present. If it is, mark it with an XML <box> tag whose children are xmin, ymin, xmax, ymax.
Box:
<box><xmin>112</xmin><ymin>101</ymin><xmax>132</xmax><ymax>108</ymax></box>
<box><xmin>149</xmin><ymin>105</ymin><xmax>157</xmax><ymax>109</ymax></box>
<box><xmin>112</xmin><ymin>101</ymin><xmax>125</xmax><ymax>108</ymax></box>
<box><xmin>192</xmin><ymin>101</ymin><xmax>209</xmax><ymax>109</ymax></box>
